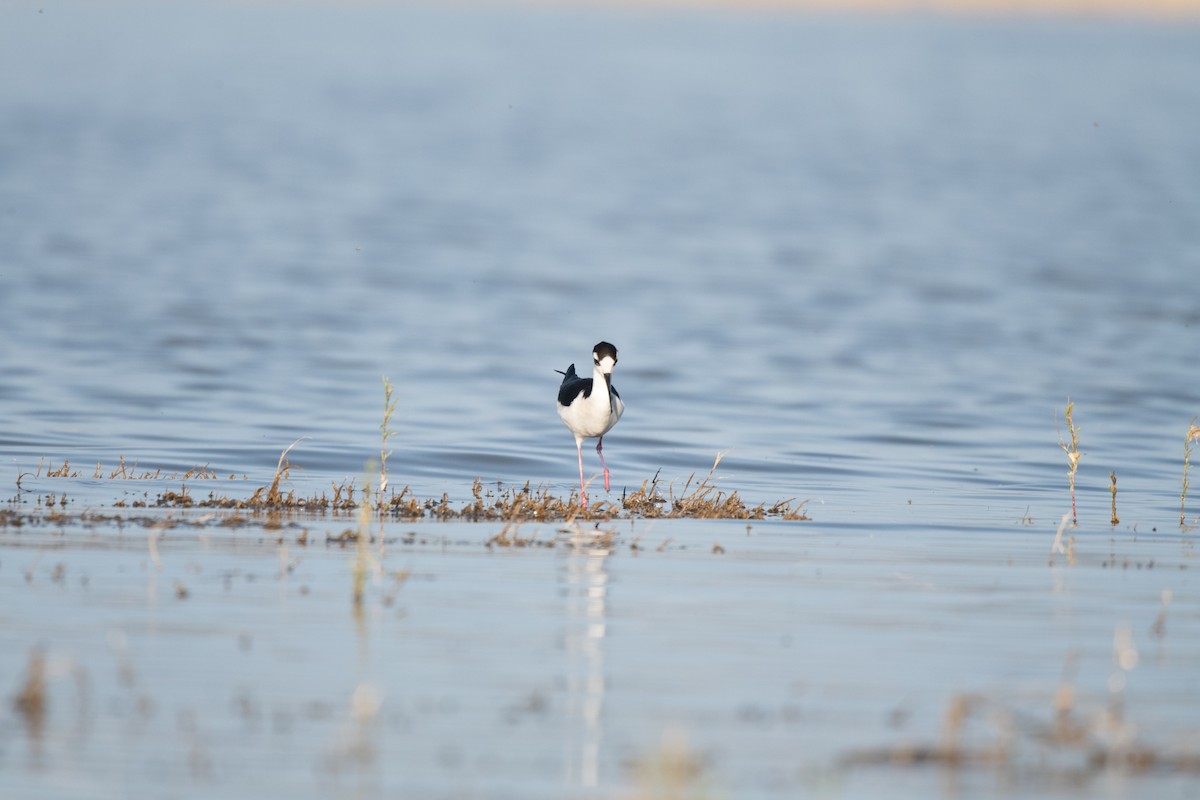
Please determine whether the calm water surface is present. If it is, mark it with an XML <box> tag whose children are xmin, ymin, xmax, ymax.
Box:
<box><xmin>1</xmin><ymin>2</ymin><xmax>1197</xmax><ymax>520</ymax></box>
<box><xmin>2</xmin><ymin>518</ymin><xmax>1198</xmax><ymax>799</ymax></box>
<box><xmin>1</xmin><ymin>2</ymin><xmax>1199</xmax><ymax>798</ymax></box>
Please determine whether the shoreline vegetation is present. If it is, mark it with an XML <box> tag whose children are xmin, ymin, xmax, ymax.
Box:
<box><xmin>9</xmin><ymin>389</ymin><xmax>1198</xmax><ymax>528</ymax></box>
<box><xmin>8</xmin><ymin>452</ymin><xmax>811</xmax><ymax>523</ymax></box>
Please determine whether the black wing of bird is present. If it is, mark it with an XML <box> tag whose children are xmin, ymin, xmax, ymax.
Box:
<box><xmin>556</xmin><ymin>363</ymin><xmax>594</xmax><ymax>406</ymax></box>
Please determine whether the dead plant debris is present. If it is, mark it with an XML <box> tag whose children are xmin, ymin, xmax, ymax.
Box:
<box><xmin>843</xmin><ymin>664</ymin><xmax>1200</xmax><ymax>783</ymax></box>
<box><xmin>13</xmin><ymin>452</ymin><xmax>809</xmax><ymax>523</ymax></box>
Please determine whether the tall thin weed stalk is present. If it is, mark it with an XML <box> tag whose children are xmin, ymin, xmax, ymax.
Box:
<box><xmin>1057</xmin><ymin>401</ymin><xmax>1081</xmax><ymax>526</ymax></box>
<box><xmin>1109</xmin><ymin>471</ymin><xmax>1119</xmax><ymax>526</ymax></box>
<box><xmin>1181</xmin><ymin>417</ymin><xmax>1200</xmax><ymax>527</ymax></box>
<box><xmin>379</xmin><ymin>376</ymin><xmax>398</xmax><ymax>512</ymax></box>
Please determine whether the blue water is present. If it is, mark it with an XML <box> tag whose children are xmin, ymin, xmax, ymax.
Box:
<box><xmin>2</xmin><ymin>3</ymin><xmax>1200</xmax><ymax>798</ymax></box>
<box><xmin>3</xmin><ymin>3</ymin><xmax>1199</xmax><ymax>526</ymax></box>
<box><xmin>3</xmin><ymin>518</ymin><xmax>1198</xmax><ymax>800</ymax></box>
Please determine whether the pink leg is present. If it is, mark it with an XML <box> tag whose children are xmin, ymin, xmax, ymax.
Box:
<box><xmin>596</xmin><ymin>436</ymin><xmax>610</xmax><ymax>492</ymax></box>
<box><xmin>576</xmin><ymin>441</ymin><xmax>588</xmax><ymax>507</ymax></box>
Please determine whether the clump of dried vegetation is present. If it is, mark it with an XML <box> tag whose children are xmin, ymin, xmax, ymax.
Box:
<box><xmin>621</xmin><ymin>454</ymin><xmax>808</xmax><ymax>520</ymax></box>
<box><xmin>627</xmin><ymin>728</ymin><xmax>716</xmax><ymax>800</ymax></box>
<box><xmin>843</xmin><ymin>627</ymin><xmax>1200</xmax><ymax>784</ymax></box>
<box><xmin>10</xmin><ymin>376</ymin><xmax>810</xmax><ymax>522</ymax></box>
<box><xmin>16</xmin><ymin>447</ymin><xmax>808</xmax><ymax>523</ymax></box>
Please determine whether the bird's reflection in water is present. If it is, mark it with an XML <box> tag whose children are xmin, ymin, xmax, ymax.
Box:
<box><xmin>561</xmin><ymin>528</ymin><xmax>613</xmax><ymax>789</ymax></box>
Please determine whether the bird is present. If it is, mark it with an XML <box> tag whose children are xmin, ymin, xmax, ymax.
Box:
<box><xmin>556</xmin><ymin>341</ymin><xmax>624</xmax><ymax>507</ymax></box>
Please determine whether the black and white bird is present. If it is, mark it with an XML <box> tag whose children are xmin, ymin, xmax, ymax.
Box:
<box><xmin>556</xmin><ymin>341</ymin><xmax>624</xmax><ymax>507</ymax></box>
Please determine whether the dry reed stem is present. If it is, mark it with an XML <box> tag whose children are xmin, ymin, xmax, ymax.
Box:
<box><xmin>1181</xmin><ymin>418</ymin><xmax>1200</xmax><ymax>527</ymax></box>
<box><xmin>1110</xmin><ymin>471</ymin><xmax>1119</xmax><ymax>526</ymax></box>
<box><xmin>379</xmin><ymin>376</ymin><xmax>397</xmax><ymax>510</ymax></box>
<box><xmin>266</xmin><ymin>438</ymin><xmax>308</xmax><ymax>506</ymax></box>
<box><xmin>1057</xmin><ymin>401</ymin><xmax>1081</xmax><ymax>525</ymax></box>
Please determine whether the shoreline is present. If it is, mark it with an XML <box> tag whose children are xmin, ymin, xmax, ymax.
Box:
<box><xmin>492</xmin><ymin>0</ymin><xmax>1200</xmax><ymax>17</ymax></box>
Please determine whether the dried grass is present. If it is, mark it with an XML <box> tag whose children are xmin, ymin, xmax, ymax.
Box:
<box><xmin>1057</xmin><ymin>400</ymin><xmax>1081</xmax><ymax>526</ymax></box>
<box><xmin>624</xmin><ymin>454</ymin><xmax>809</xmax><ymax>521</ymax></box>
<box><xmin>13</xmin><ymin>648</ymin><xmax>48</xmax><ymax>739</ymax></box>
<box><xmin>627</xmin><ymin>728</ymin><xmax>715</xmax><ymax>800</ymax></box>
<box><xmin>1110</xmin><ymin>471</ymin><xmax>1120</xmax><ymax>526</ymax></box>
<box><xmin>843</xmin><ymin>630</ymin><xmax>1200</xmax><ymax>782</ymax></box>
<box><xmin>1181</xmin><ymin>417</ymin><xmax>1200</xmax><ymax>527</ymax></box>
<box><xmin>21</xmin><ymin>441</ymin><xmax>809</xmax><ymax>523</ymax></box>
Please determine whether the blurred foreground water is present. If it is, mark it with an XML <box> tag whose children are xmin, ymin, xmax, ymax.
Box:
<box><xmin>3</xmin><ymin>516</ymin><xmax>1199</xmax><ymax>800</ymax></box>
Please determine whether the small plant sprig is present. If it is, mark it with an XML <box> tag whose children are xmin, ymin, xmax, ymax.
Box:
<box><xmin>379</xmin><ymin>376</ymin><xmax>398</xmax><ymax>512</ymax></box>
<box><xmin>261</xmin><ymin>438</ymin><xmax>307</xmax><ymax>506</ymax></box>
<box><xmin>1181</xmin><ymin>418</ymin><xmax>1200</xmax><ymax>527</ymax></box>
<box><xmin>1109</xmin><ymin>471</ymin><xmax>1119</xmax><ymax>526</ymax></box>
<box><xmin>1057</xmin><ymin>400</ymin><xmax>1082</xmax><ymax>526</ymax></box>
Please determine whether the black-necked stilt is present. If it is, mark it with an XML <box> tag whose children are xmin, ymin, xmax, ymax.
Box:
<box><xmin>556</xmin><ymin>341</ymin><xmax>625</xmax><ymax>507</ymax></box>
